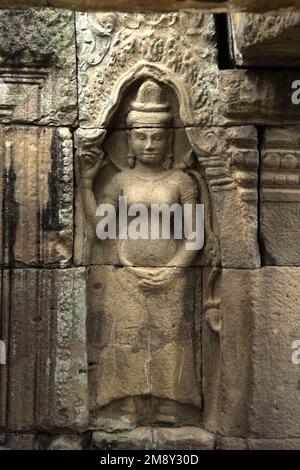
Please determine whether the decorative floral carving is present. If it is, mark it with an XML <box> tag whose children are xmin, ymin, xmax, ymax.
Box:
<box><xmin>76</xmin><ymin>12</ymin><xmax>218</xmax><ymax>127</ymax></box>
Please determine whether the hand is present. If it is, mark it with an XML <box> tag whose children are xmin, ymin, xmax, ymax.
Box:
<box><xmin>76</xmin><ymin>128</ymin><xmax>107</xmax><ymax>186</ymax></box>
<box><xmin>132</xmin><ymin>267</ymin><xmax>182</xmax><ymax>290</ymax></box>
<box><xmin>79</xmin><ymin>150</ymin><xmax>104</xmax><ymax>185</ymax></box>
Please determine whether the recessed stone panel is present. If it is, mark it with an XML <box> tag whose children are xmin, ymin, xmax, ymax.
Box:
<box><xmin>0</xmin><ymin>268</ymin><xmax>88</xmax><ymax>432</ymax></box>
<box><xmin>220</xmin><ymin>70</ymin><xmax>300</xmax><ymax>126</ymax></box>
<box><xmin>206</xmin><ymin>268</ymin><xmax>300</xmax><ymax>438</ymax></box>
<box><xmin>76</xmin><ymin>11</ymin><xmax>219</xmax><ymax>128</ymax></box>
<box><xmin>229</xmin><ymin>12</ymin><xmax>300</xmax><ymax>68</ymax></box>
<box><xmin>0</xmin><ymin>9</ymin><xmax>77</xmax><ymax>126</ymax></box>
<box><xmin>0</xmin><ymin>125</ymin><xmax>73</xmax><ymax>267</ymax></box>
<box><xmin>260</xmin><ymin>126</ymin><xmax>300</xmax><ymax>265</ymax></box>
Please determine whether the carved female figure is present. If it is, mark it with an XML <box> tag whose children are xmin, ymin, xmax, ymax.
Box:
<box><xmin>80</xmin><ymin>80</ymin><xmax>202</xmax><ymax>430</ymax></box>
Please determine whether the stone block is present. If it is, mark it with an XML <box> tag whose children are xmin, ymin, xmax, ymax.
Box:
<box><xmin>1</xmin><ymin>1</ymin><xmax>300</xmax><ymax>13</ymax></box>
<box><xmin>0</xmin><ymin>126</ymin><xmax>73</xmax><ymax>267</ymax></box>
<box><xmin>87</xmin><ymin>266</ymin><xmax>202</xmax><ymax>426</ymax></box>
<box><xmin>229</xmin><ymin>12</ymin><xmax>300</xmax><ymax>68</ymax></box>
<box><xmin>249</xmin><ymin>268</ymin><xmax>300</xmax><ymax>438</ymax></box>
<box><xmin>0</xmin><ymin>268</ymin><xmax>88</xmax><ymax>432</ymax></box>
<box><xmin>74</xmin><ymin>125</ymin><xmax>259</xmax><ymax>269</ymax></box>
<box><xmin>219</xmin><ymin>437</ymin><xmax>247</xmax><ymax>450</ymax></box>
<box><xmin>76</xmin><ymin>11</ymin><xmax>218</xmax><ymax>128</ymax></box>
<box><xmin>205</xmin><ymin>268</ymin><xmax>300</xmax><ymax>438</ymax></box>
<box><xmin>248</xmin><ymin>438</ymin><xmax>300</xmax><ymax>450</ymax></box>
<box><xmin>187</xmin><ymin>126</ymin><xmax>260</xmax><ymax>268</ymax></box>
<box><xmin>260</xmin><ymin>126</ymin><xmax>300</xmax><ymax>265</ymax></box>
<box><xmin>47</xmin><ymin>434</ymin><xmax>85</xmax><ymax>450</ymax></box>
<box><xmin>6</xmin><ymin>433</ymin><xmax>36</xmax><ymax>450</ymax></box>
<box><xmin>153</xmin><ymin>427</ymin><xmax>215</xmax><ymax>450</ymax></box>
<box><xmin>220</xmin><ymin>69</ymin><xmax>300</xmax><ymax>126</ymax></box>
<box><xmin>93</xmin><ymin>428</ymin><xmax>153</xmax><ymax>450</ymax></box>
<box><xmin>93</xmin><ymin>426</ymin><xmax>215</xmax><ymax>450</ymax></box>
<box><xmin>0</xmin><ymin>9</ymin><xmax>77</xmax><ymax>126</ymax></box>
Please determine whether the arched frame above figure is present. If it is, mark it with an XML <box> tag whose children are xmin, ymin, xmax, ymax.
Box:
<box><xmin>75</xmin><ymin>72</ymin><xmax>260</xmax><ymax>269</ymax></box>
<box><xmin>76</xmin><ymin>11</ymin><xmax>219</xmax><ymax>128</ymax></box>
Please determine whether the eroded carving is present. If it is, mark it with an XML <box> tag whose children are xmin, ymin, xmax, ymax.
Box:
<box><xmin>260</xmin><ymin>126</ymin><xmax>300</xmax><ymax>265</ymax></box>
<box><xmin>76</xmin><ymin>11</ymin><xmax>218</xmax><ymax>127</ymax></box>
<box><xmin>0</xmin><ymin>9</ymin><xmax>77</xmax><ymax>125</ymax></box>
<box><xmin>77</xmin><ymin>79</ymin><xmax>208</xmax><ymax>430</ymax></box>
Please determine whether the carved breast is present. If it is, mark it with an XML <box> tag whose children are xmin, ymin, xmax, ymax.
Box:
<box><xmin>119</xmin><ymin>172</ymin><xmax>181</xmax><ymax>266</ymax></box>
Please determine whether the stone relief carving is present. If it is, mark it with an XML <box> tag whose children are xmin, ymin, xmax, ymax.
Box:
<box><xmin>74</xmin><ymin>12</ymin><xmax>261</xmax><ymax>434</ymax></box>
<box><xmin>2</xmin><ymin>5</ymin><xmax>300</xmax><ymax>452</ymax></box>
<box><xmin>260</xmin><ymin>126</ymin><xmax>300</xmax><ymax>265</ymax></box>
<box><xmin>77</xmin><ymin>79</ymin><xmax>206</xmax><ymax>429</ymax></box>
<box><xmin>230</xmin><ymin>12</ymin><xmax>300</xmax><ymax>68</ymax></box>
<box><xmin>75</xmin><ymin>75</ymin><xmax>259</xmax><ymax>438</ymax></box>
<box><xmin>0</xmin><ymin>9</ymin><xmax>77</xmax><ymax>125</ymax></box>
<box><xmin>76</xmin><ymin>11</ymin><xmax>219</xmax><ymax>127</ymax></box>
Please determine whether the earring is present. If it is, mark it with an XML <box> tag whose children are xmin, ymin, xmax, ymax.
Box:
<box><xmin>128</xmin><ymin>153</ymin><xmax>135</xmax><ymax>168</ymax></box>
<box><xmin>163</xmin><ymin>153</ymin><xmax>173</xmax><ymax>170</ymax></box>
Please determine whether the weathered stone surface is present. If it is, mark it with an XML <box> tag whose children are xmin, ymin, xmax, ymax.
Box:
<box><xmin>93</xmin><ymin>428</ymin><xmax>153</xmax><ymax>450</ymax></box>
<box><xmin>74</xmin><ymin>80</ymin><xmax>220</xmax><ymax>270</ymax></box>
<box><xmin>75</xmin><ymin>124</ymin><xmax>259</xmax><ymax>269</ymax></box>
<box><xmin>6</xmin><ymin>433</ymin><xmax>37</xmax><ymax>450</ymax></box>
<box><xmin>0</xmin><ymin>9</ymin><xmax>77</xmax><ymax>126</ymax></box>
<box><xmin>76</xmin><ymin>11</ymin><xmax>218</xmax><ymax>128</ymax></box>
<box><xmin>248</xmin><ymin>438</ymin><xmax>300</xmax><ymax>450</ymax></box>
<box><xmin>0</xmin><ymin>126</ymin><xmax>73</xmax><ymax>267</ymax></box>
<box><xmin>220</xmin><ymin>70</ymin><xmax>300</xmax><ymax>126</ymax></box>
<box><xmin>203</xmin><ymin>267</ymin><xmax>254</xmax><ymax>436</ymax></box>
<box><xmin>202</xmin><ymin>268</ymin><xmax>222</xmax><ymax>434</ymax></box>
<box><xmin>75</xmin><ymin>127</ymin><xmax>218</xmax><ymax>268</ymax></box>
<box><xmin>187</xmin><ymin>126</ymin><xmax>260</xmax><ymax>268</ymax></box>
<box><xmin>0</xmin><ymin>0</ymin><xmax>300</xmax><ymax>13</ymax></box>
<box><xmin>219</xmin><ymin>437</ymin><xmax>247</xmax><ymax>450</ymax></box>
<box><xmin>229</xmin><ymin>12</ymin><xmax>300</xmax><ymax>68</ymax></box>
<box><xmin>75</xmin><ymin>126</ymin><xmax>211</xmax><ymax>267</ymax></box>
<box><xmin>0</xmin><ymin>1</ymin><xmax>228</xmax><ymax>12</ymax></box>
<box><xmin>87</xmin><ymin>265</ymin><xmax>202</xmax><ymax>428</ymax></box>
<box><xmin>47</xmin><ymin>434</ymin><xmax>84</xmax><ymax>450</ymax></box>
<box><xmin>260</xmin><ymin>126</ymin><xmax>300</xmax><ymax>266</ymax></box>
<box><xmin>3</xmin><ymin>4</ymin><xmax>300</xmax><ymax>451</ymax></box>
<box><xmin>205</xmin><ymin>268</ymin><xmax>300</xmax><ymax>438</ymax></box>
<box><xmin>249</xmin><ymin>268</ymin><xmax>300</xmax><ymax>438</ymax></box>
<box><xmin>220</xmin><ymin>437</ymin><xmax>300</xmax><ymax>449</ymax></box>
<box><xmin>153</xmin><ymin>427</ymin><xmax>215</xmax><ymax>450</ymax></box>
<box><xmin>0</xmin><ymin>268</ymin><xmax>88</xmax><ymax>432</ymax></box>
<box><xmin>93</xmin><ymin>427</ymin><xmax>215</xmax><ymax>450</ymax></box>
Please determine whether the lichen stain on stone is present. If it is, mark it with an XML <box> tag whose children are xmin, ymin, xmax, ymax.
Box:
<box><xmin>41</xmin><ymin>132</ymin><xmax>60</xmax><ymax>234</ymax></box>
<box><xmin>2</xmin><ymin>165</ymin><xmax>19</xmax><ymax>265</ymax></box>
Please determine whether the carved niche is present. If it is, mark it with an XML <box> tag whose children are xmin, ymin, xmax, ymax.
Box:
<box><xmin>74</xmin><ymin>11</ymin><xmax>260</xmax><ymax>435</ymax></box>
<box><xmin>0</xmin><ymin>9</ymin><xmax>77</xmax><ymax>125</ymax></box>
<box><xmin>76</xmin><ymin>11</ymin><xmax>219</xmax><ymax>128</ymax></box>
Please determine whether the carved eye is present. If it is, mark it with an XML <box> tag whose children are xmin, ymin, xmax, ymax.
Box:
<box><xmin>137</xmin><ymin>134</ymin><xmax>146</xmax><ymax>141</ymax></box>
<box><xmin>153</xmin><ymin>134</ymin><xmax>162</xmax><ymax>141</ymax></box>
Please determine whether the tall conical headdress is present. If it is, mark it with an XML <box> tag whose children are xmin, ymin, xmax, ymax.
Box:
<box><xmin>127</xmin><ymin>80</ymin><xmax>172</xmax><ymax>128</ymax></box>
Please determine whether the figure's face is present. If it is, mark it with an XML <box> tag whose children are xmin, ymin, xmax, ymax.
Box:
<box><xmin>129</xmin><ymin>128</ymin><xmax>168</xmax><ymax>166</ymax></box>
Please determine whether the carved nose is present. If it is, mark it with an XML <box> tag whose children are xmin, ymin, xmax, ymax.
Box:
<box><xmin>145</xmin><ymin>138</ymin><xmax>154</xmax><ymax>150</ymax></box>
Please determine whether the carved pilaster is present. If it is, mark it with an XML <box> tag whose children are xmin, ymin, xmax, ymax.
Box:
<box><xmin>260</xmin><ymin>126</ymin><xmax>300</xmax><ymax>265</ymax></box>
<box><xmin>187</xmin><ymin>125</ymin><xmax>260</xmax><ymax>268</ymax></box>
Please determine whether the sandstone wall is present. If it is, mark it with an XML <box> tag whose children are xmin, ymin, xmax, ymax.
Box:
<box><xmin>1</xmin><ymin>8</ymin><xmax>300</xmax><ymax>450</ymax></box>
